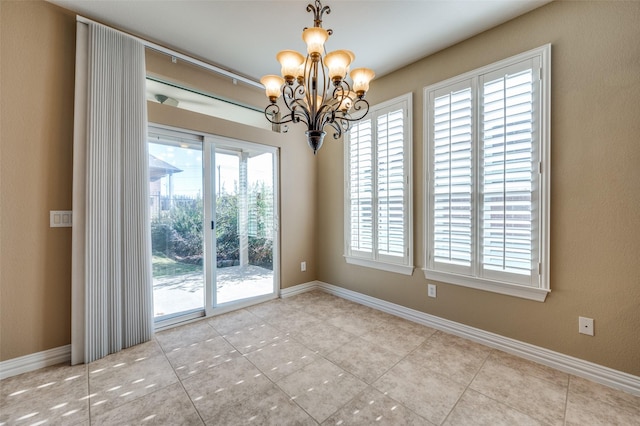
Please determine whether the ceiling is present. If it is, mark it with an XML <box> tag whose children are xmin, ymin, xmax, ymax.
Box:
<box><xmin>47</xmin><ymin>0</ymin><xmax>551</xmax><ymax>84</ymax></box>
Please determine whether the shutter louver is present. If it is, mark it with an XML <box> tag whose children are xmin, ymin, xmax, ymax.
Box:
<box><xmin>432</xmin><ymin>88</ymin><xmax>473</xmax><ymax>267</ymax></box>
<box><xmin>350</xmin><ymin>119</ymin><xmax>373</xmax><ymax>253</ymax></box>
<box><xmin>481</xmin><ymin>69</ymin><xmax>534</xmax><ymax>279</ymax></box>
<box><xmin>377</xmin><ymin>109</ymin><xmax>405</xmax><ymax>258</ymax></box>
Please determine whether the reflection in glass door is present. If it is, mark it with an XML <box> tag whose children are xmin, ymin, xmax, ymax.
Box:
<box><xmin>149</xmin><ymin>132</ymin><xmax>205</xmax><ymax>320</ymax></box>
<box><xmin>214</xmin><ymin>146</ymin><xmax>276</xmax><ymax>305</ymax></box>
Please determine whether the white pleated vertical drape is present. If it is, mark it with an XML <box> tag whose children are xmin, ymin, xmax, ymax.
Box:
<box><xmin>71</xmin><ymin>21</ymin><xmax>153</xmax><ymax>364</ymax></box>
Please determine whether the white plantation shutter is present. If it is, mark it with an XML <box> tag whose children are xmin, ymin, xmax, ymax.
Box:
<box><xmin>377</xmin><ymin>108</ymin><xmax>405</xmax><ymax>258</ymax></box>
<box><xmin>480</xmin><ymin>63</ymin><xmax>537</xmax><ymax>284</ymax></box>
<box><xmin>345</xmin><ymin>94</ymin><xmax>413</xmax><ymax>275</ymax></box>
<box><xmin>349</xmin><ymin>118</ymin><xmax>374</xmax><ymax>255</ymax></box>
<box><xmin>431</xmin><ymin>84</ymin><xmax>473</xmax><ymax>273</ymax></box>
<box><xmin>425</xmin><ymin>45</ymin><xmax>550</xmax><ymax>301</ymax></box>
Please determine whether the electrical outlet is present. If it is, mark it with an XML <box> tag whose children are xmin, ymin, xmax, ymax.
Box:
<box><xmin>301</xmin><ymin>261</ymin><xmax>306</xmax><ymax>272</ymax></box>
<box><xmin>579</xmin><ymin>316</ymin><xmax>594</xmax><ymax>336</ymax></box>
<box><xmin>427</xmin><ymin>284</ymin><xmax>437</xmax><ymax>298</ymax></box>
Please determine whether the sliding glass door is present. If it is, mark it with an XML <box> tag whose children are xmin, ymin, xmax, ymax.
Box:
<box><xmin>149</xmin><ymin>132</ymin><xmax>205</xmax><ymax>319</ymax></box>
<box><xmin>214</xmin><ymin>147</ymin><xmax>276</xmax><ymax>304</ymax></box>
<box><xmin>149</xmin><ymin>127</ymin><xmax>278</xmax><ymax>325</ymax></box>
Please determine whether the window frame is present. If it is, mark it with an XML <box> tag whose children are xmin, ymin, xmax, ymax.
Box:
<box><xmin>344</xmin><ymin>93</ymin><xmax>414</xmax><ymax>275</ymax></box>
<box><xmin>423</xmin><ymin>45</ymin><xmax>551</xmax><ymax>301</ymax></box>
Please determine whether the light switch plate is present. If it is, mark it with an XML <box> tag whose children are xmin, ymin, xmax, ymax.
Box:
<box><xmin>50</xmin><ymin>210</ymin><xmax>72</xmax><ymax>227</ymax></box>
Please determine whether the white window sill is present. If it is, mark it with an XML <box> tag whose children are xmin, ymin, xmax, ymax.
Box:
<box><xmin>422</xmin><ymin>268</ymin><xmax>549</xmax><ymax>302</ymax></box>
<box><xmin>345</xmin><ymin>256</ymin><xmax>414</xmax><ymax>276</ymax></box>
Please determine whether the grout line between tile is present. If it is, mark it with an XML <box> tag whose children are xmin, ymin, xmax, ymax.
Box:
<box><xmin>157</xmin><ymin>338</ymin><xmax>207</xmax><ymax>425</ymax></box>
<box><xmin>237</xmin><ymin>320</ymin><xmax>322</xmax><ymax>424</ymax></box>
<box><xmin>469</xmin><ymin>349</ymin><xmax>570</xmax><ymax>425</ymax></box>
<box><xmin>86</xmin><ymin>363</ymin><xmax>92</xmax><ymax>425</ymax></box>
<box><xmin>563</xmin><ymin>375</ymin><xmax>572</xmax><ymax>426</ymax></box>
<box><xmin>440</xmin><ymin>348</ymin><xmax>494</xmax><ymax>425</ymax></box>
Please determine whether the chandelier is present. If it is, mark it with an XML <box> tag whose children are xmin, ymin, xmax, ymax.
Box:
<box><xmin>260</xmin><ymin>0</ymin><xmax>375</xmax><ymax>154</ymax></box>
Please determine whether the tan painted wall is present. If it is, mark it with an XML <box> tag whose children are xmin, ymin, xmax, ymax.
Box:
<box><xmin>317</xmin><ymin>0</ymin><xmax>640</xmax><ymax>376</ymax></box>
<box><xmin>1</xmin><ymin>1</ymin><xmax>77</xmax><ymax>362</ymax></box>
<box><xmin>0</xmin><ymin>0</ymin><xmax>317</xmax><ymax>361</ymax></box>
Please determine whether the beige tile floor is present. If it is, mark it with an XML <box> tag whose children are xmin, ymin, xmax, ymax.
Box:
<box><xmin>2</xmin><ymin>290</ymin><xmax>639</xmax><ymax>425</ymax></box>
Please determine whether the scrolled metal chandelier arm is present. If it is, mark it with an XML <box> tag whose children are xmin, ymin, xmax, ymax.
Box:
<box><xmin>319</xmin><ymin>83</ymin><xmax>371</xmax><ymax>141</ymax></box>
<box><xmin>284</xmin><ymin>84</ymin><xmax>312</xmax><ymax>127</ymax></box>
<box><xmin>306</xmin><ymin>0</ymin><xmax>331</xmax><ymax>32</ymax></box>
<box><xmin>263</xmin><ymin>84</ymin><xmax>312</xmax><ymax>128</ymax></box>
<box><xmin>260</xmin><ymin>0</ymin><xmax>375</xmax><ymax>154</ymax></box>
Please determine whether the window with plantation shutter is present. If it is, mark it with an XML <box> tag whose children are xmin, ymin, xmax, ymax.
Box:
<box><xmin>345</xmin><ymin>93</ymin><xmax>413</xmax><ymax>275</ymax></box>
<box><xmin>349</xmin><ymin>118</ymin><xmax>373</xmax><ymax>254</ymax></box>
<box><xmin>424</xmin><ymin>45</ymin><xmax>550</xmax><ymax>301</ymax></box>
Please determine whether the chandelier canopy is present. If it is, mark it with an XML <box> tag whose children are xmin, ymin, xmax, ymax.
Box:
<box><xmin>260</xmin><ymin>0</ymin><xmax>375</xmax><ymax>154</ymax></box>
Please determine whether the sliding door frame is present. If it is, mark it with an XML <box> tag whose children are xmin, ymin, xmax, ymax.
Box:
<box><xmin>151</xmin><ymin>123</ymin><xmax>280</xmax><ymax>330</ymax></box>
<box><xmin>205</xmin><ymin>134</ymin><xmax>280</xmax><ymax>311</ymax></box>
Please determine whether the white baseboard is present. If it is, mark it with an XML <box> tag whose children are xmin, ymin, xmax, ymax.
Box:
<box><xmin>286</xmin><ymin>280</ymin><xmax>640</xmax><ymax>396</ymax></box>
<box><xmin>0</xmin><ymin>345</ymin><xmax>71</xmax><ymax>380</ymax></box>
<box><xmin>280</xmin><ymin>281</ymin><xmax>320</xmax><ymax>298</ymax></box>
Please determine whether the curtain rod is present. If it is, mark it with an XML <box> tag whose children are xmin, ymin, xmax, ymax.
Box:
<box><xmin>76</xmin><ymin>15</ymin><xmax>263</xmax><ymax>89</ymax></box>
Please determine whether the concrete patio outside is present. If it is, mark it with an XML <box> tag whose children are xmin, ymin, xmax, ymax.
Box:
<box><xmin>153</xmin><ymin>264</ymin><xmax>274</xmax><ymax>317</ymax></box>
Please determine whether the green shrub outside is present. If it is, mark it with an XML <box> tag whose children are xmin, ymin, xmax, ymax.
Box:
<box><xmin>151</xmin><ymin>183</ymin><xmax>273</xmax><ymax>272</ymax></box>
